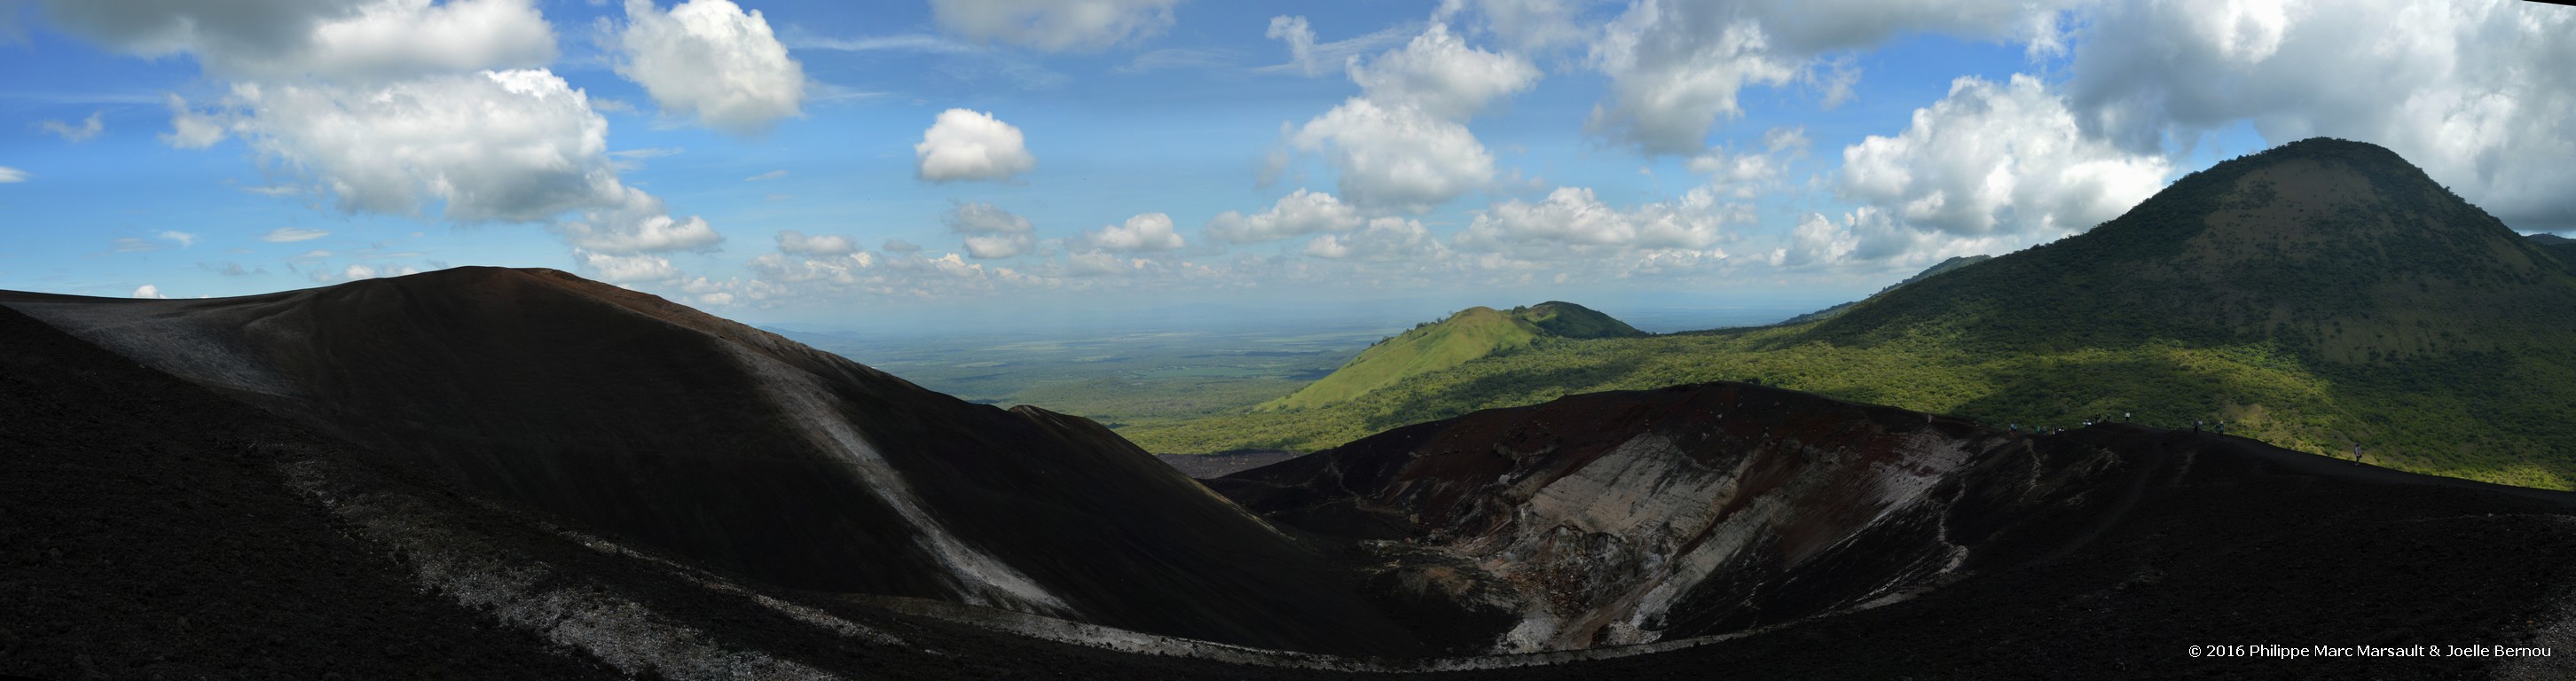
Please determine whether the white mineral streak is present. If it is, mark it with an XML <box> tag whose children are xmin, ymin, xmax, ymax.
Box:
<box><xmin>551</xmin><ymin>527</ymin><xmax>907</xmax><ymax>646</ymax></box>
<box><xmin>724</xmin><ymin>345</ymin><xmax>1072</xmax><ymax>615</ymax></box>
<box><xmin>1477</xmin><ymin>425</ymin><xmax>1980</xmax><ymax>653</ymax></box>
<box><xmin>279</xmin><ymin>458</ymin><xmax>846</xmax><ymax>680</ymax></box>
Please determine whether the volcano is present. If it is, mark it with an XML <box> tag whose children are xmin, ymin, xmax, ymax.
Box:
<box><xmin>0</xmin><ymin>267</ymin><xmax>1417</xmax><ymax>657</ymax></box>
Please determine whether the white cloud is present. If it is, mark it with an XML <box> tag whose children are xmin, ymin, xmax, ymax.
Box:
<box><xmin>1838</xmin><ymin>74</ymin><xmax>2172</xmax><ymax>241</ymax></box>
<box><xmin>262</xmin><ymin>226</ymin><xmax>332</xmax><ymax>242</ymax></box>
<box><xmin>0</xmin><ymin>167</ymin><xmax>25</xmax><ymax>183</ymax></box>
<box><xmin>1347</xmin><ymin>22</ymin><xmax>1539</xmax><ymax>120</ymax></box>
<box><xmin>1582</xmin><ymin>0</ymin><xmax>2080</xmax><ymax>156</ymax></box>
<box><xmin>203</xmin><ymin>69</ymin><xmax>714</xmax><ymax>254</ymax></box>
<box><xmin>1266</xmin><ymin>15</ymin><xmax>1321</xmax><ymax>75</ymax></box>
<box><xmin>1206</xmin><ymin>189</ymin><xmax>1363</xmax><ymax>243</ymax></box>
<box><xmin>929</xmin><ymin>0</ymin><xmax>1181</xmax><ymax>52</ymax></box>
<box><xmin>915</xmin><ymin>108</ymin><xmax>1036</xmax><ymax>183</ymax></box>
<box><xmin>747</xmin><ymin>251</ymin><xmax>878</xmax><ymax>285</ymax></box>
<box><xmin>1255</xmin><ymin>21</ymin><xmax>1418</xmax><ymax>76</ymax></box>
<box><xmin>226</xmin><ymin>70</ymin><xmax>609</xmax><ymax>221</ymax></box>
<box><xmin>1077</xmin><ymin>212</ymin><xmax>1185</xmax><ymax>252</ymax></box>
<box><xmin>37</xmin><ymin>111</ymin><xmax>104</xmax><ymax>142</ymax></box>
<box><xmin>574</xmin><ymin>249</ymin><xmax>681</xmax><ymax>283</ymax></box>
<box><xmin>1584</xmin><ymin>1</ymin><xmax>1797</xmax><ymax>155</ymax></box>
<box><xmin>1687</xmin><ymin>126</ymin><xmax>1808</xmax><ymax>198</ymax></box>
<box><xmin>744</xmin><ymin>169</ymin><xmax>788</xmax><ymax>181</ymax></box>
<box><xmin>613</xmin><ymin>0</ymin><xmax>805</xmax><ymax>135</ymax></box>
<box><xmin>775</xmin><ymin>230</ymin><xmax>856</xmax><ymax>256</ymax></box>
<box><xmin>131</xmin><ymin>285</ymin><xmax>168</xmax><ymax>299</ymax></box>
<box><xmin>155</xmin><ymin>230</ymin><xmax>197</xmax><ymax>247</ymax></box>
<box><xmin>1062</xmin><ymin>250</ymin><xmax>1148</xmax><ymax>277</ymax></box>
<box><xmin>943</xmin><ymin>201</ymin><xmax>1036</xmax><ymax>258</ymax></box>
<box><xmin>343</xmin><ymin>263</ymin><xmax>380</xmax><ymax>280</ymax></box>
<box><xmin>2062</xmin><ymin>0</ymin><xmax>2576</xmax><ymax>230</ymax></box>
<box><xmin>1303</xmin><ymin>216</ymin><xmax>1445</xmax><ymax>261</ymax></box>
<box><xmin>161</xmin><ymin>94</ymin><xmax>227</xmax><ymax>148</ymax></box>
<box><xmin>40</xmin><ymin>0</ymin><xmax>558</xmax><ymax>82</ymax></box>
<box><xmin>1435</xmin><ymin>0</ymin><xmax>1590</xmax><ymax>51</ymax></box>
<box><xmin>1291</xmin><ymin>98</ymin><xmax>1495</xmax><ymax>214</ymax></box>
<box><xmin>1455</xmin><ymin>185</ymin><xmax>1745</xmax><ymax>252</ymax></box>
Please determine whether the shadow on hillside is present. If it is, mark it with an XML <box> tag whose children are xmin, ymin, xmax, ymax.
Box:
<box><xmin>1363</xmin><ymin>357</ymin><xmax>1645</xmax><ymax>434</ymax></box>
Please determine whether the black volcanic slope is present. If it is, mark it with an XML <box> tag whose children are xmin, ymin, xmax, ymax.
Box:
<box><xmin>7</xmin><ymin>266</ymin><xmax>2575</xmax><ymax>679</ymax></box>
<box><xmin>1212</xmin><ymin>381</ymin><xmax>2576</xmax><ymax>671</ymax></box>
<box><xmin>0</xmin><ymin>267</ymin><xmax>1415</xmax><ymax>656</ymax></box>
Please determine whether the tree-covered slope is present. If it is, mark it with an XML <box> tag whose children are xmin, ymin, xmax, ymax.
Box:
<box><xmin>1130</xmin><ymin>138</ymin><xmax>2576</xmax><ymax>490</ymax></box>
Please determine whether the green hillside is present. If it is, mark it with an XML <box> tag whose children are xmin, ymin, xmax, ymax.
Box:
<box><xmin>1127</xmin><ymin>138</ymin><xmax>2576</xmax><ymax>490</ymax></box>
<box><xmin>2533</xmin><ymin>233</ymin><xmax>2576</xmax><ymax>270</ymax></box>
<box><xmin>1775</xmin><ymin>254</ymin><xmax>1991</xmax><ymax>326</ymax></box>
<box><xmin>1258</xmin><ymin>301</ymin><xmax>1641</xmax><ymax>411</ymax></box>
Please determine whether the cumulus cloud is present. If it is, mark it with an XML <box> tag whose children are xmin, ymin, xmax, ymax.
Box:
<box><xmin>915</xmin><ymin>108</ymin><xmax>1036</xmax><ymax>183</ymax></box>
<box><xmin>39</xmin><ymin>0</ymin><xmax>557</xmax><ymax>82</ymax></box>
<box><xmin>2062</xmin><ymin>0</ymin><xmax>2576</xmax><ymax>230</ymax></box>
<box><xmin>574</xmin><ymin>249</ymin><xmax>681</xmax><ymax>283</ymax></box>
<box><xmin>943</xmin><ymin>200</ymin><xmax>1036</xmax><ymax>258</ymax></box>
<box><xmin>929</xmin><ymin>0</ymin><xmax>1181</xmax><ymax>51</ymax></box>
<box><xmin>775</xmin><ymin>230</ymin><xmax>857</xmax><ymax>256</ymax></box>
<box><xmin>1292</xmin><ymin>98</ymin><xmax>1495</xmax><ymax>214</ymax></box>
<box><xmin>1454</xmin><ymin>185</ymin><xmax>1746</xmax><ymax>252</ymax></box>
<box><xmin>37</xmin><ymin>111</ymin><xmax>104</xmax><ymax>142</ymax></box>
<box><xmin>613</xmin><ymin>0</ymin><xmax>805</xmax><ymax>135</ymax></box>
<box><xmin>551</xmin><ymin>188</ymin><xmax>723</xmax><ymax>254</ymax></box>
<box><xmin>262</xmin><ymin>226</ymin><xmax>331</xmax><ymax>242</ymax></box>
<box><xmin>1303</xmin><ymin>216</ymin><xmax>1446</xmax><ymax>261</ymax></box>
<box><xmin>1584</xmin><ymin>2</ymin><xmax>1797</xmax><ymax>155</ymax></box>
<box><xmin>227</xmin><ymin>70</ymin><xmax>609</xmax><ymax>221</ymax></box>
<box><xmin>161</xmin><ymin>94</ymin><xmax>227</xmax><ymax>148</ymax></box>
<box><xmin>1838</xmin><ymin>74</ymin><xmax>2172</xmax><ymax>241</ymax></box>
<box><xmin>155</xmin><ymin>230</ymin><xmax>197</xmax><ymax>247</ymax></box>
<box><xmin>1347</xmin><ymin>22</ymin><xmax>1539</xmax><ymax>120</ymax></box>
<box><xmin>1077</xmin><ymin>212</ymin><xmax>1185</xmax><ymax>252</ymax></box>
<box><xmin>131</xmin><ymin>285</ymin><xmax>168</xmax><ymax>299</ymax></box>
<box><xmin>1206</xmin><ymin>189</ymin><xmax>1363</xmax><ymax>243</ymax></box>
<box><xmin>1582</xmin><ymin>0</ymin><xmax>2078</xmax><ymax>156</ymax></box>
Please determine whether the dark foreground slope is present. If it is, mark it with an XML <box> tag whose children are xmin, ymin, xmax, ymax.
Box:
<box><xmin>0</xmin><ymin>268</ymin><xmax>1414</xmax><ymax>656</ymax></box>
<box><xmin>1212</xmin><ymin>381</ymin><xmax>2576</xmax><ymax>671</ymax></box>
<box><xmin>7</xmin><ymin>289</ymin><xmax>2572</xmax><ymax>677</ymax></box>
<box><xmin>0</xmin><ymin>301</ymin><xmax>1365</xmax><ymax>680</ymax></box>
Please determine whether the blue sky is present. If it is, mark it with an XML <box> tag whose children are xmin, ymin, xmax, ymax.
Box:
<box><xmin>3</xmin><ymin>0</ymin><xmax>2570</xmax><ymax>333</ymax></box>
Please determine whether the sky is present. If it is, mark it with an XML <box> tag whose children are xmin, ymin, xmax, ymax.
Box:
<box><xmin>1</xmin><ymin>0</ymin><xmax>2571</xmax><ymax>334</ymax></box>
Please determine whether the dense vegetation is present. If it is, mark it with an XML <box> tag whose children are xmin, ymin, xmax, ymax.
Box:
<box><xmin>1125</xmin><ymin>139</ymin><xmax>2576</xmax><ymax>490</ymax></box>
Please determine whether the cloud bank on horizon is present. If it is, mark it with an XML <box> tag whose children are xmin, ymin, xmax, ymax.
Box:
<box><xmin>0</xmin><ymin>0</ymin><xmax>2570</xmax><ymax>321</ymax></box>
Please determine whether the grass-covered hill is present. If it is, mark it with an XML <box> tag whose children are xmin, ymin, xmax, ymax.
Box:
<box><xmin>1775</xmin><ymin>254</ymin><xmax>1991</xmax><ymax>326</ymax></box>
<box><xmin>1125</xmin><ymin>138</ymin><xmax>2576</xmax><ymax>490</ymax></box>
<box><xmin>2533</xmin><ymin>232</ymin><xmax>2576</xmax><ymax>268</ymax></box>
<box><xmin>1256</xmin><ymin>301</ymin><xmax>1641</xmax><ymax>411</ymax></box>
